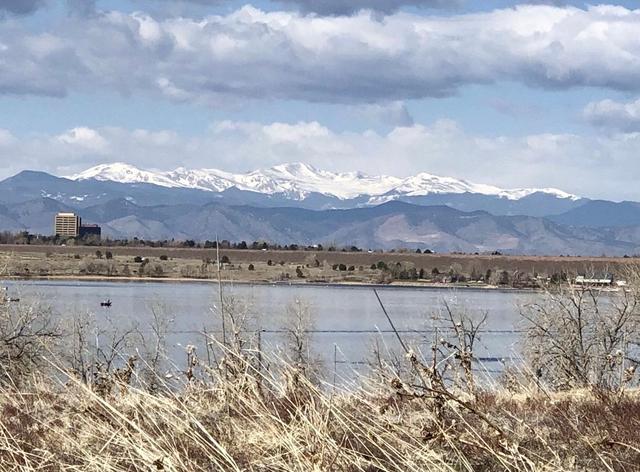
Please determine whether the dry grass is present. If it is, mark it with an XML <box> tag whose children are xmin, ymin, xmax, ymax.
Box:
<box><xmin>0</xmin><ymin>353</ymin><xmax>638</xmax><ymax>472</ymax></box>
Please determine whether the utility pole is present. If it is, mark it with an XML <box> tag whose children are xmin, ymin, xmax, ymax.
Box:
<box><xmin>216</xmin><ymin>235</ymin><xmax>226</xmax><ymax>348</ymax></box>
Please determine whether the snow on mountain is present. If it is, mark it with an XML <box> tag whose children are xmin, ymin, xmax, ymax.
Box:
<box><xmin>68</xmin><ymin>162</ymin><xmax>579</xmax><ymax>202</ymax></box>
<box><xmin>70</xmin><ymin>163</ymin><xmax>180</xmax><ymax>188</ymax></box>
<box><xmin>238</xmin><ymin>163</ymin><xmax>403</xmax><ymax>199</ymax></box>
<box><xmin>163</xmin><ymin>167</ymin><xmax>236</xmax><ymax>192</ymax></box>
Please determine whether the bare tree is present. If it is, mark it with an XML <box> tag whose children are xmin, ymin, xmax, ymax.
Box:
<box><xmin>521</xmin><ymin>279</ymin><xmax>640</xmax><ymax>391</ymax></box>
<box><xmin>280</xmin><ymin>298</ymin><xmax>323</xmax><ymax>383</ymax></box>
<box><xmin>206</xmin><ymin>292</ymin><xmax>261</xmax><ymax>389</ymax></box>
<box><xmin>438</xmin><ymin>301</ymin><xmax>487</xmax><ymax>396</ymax></box>
<box><xmin>0</xmin><ymin>299</ymin><xmax>62</xmax><ymax>385</ymax></box>
<box><xmin>136</xmin><ymin>303</ymin><xmax>173</xmax><ymax>393</ymax></box>
<box><xmin>66</xmin><ymin>311</ymin><xmax>95</xmax><ymax>383</ymax></box>
<box><xmin>282</xmin><ymin>299</ymin><xmax>312</xmax><ymax>367</ymax></box>
<box><xmin>64</xmin><ymin>311</ymin><xmax>140</xmax><ymax>395</ymax></box>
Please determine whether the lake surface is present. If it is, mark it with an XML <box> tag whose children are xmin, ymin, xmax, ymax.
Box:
<box><xmin>2</xmin><ymin>279</ymin><xmax>538</xmax><ymax>379</ymax></box>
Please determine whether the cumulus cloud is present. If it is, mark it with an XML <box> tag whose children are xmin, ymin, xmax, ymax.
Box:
<box><xmin>274</xmin><ymin>0</ymin><xmax>456</xmax><ymax>15</ymax></box>
<box><xmin>137</xmin><ymin>0</ymin><xmax>456</xmax><ymax>15</ymax></box>
<box><xmin>2</xmin><ymin>120</ymin><xmax>640</xmax><ymax>201</ymax></box>
<box><xmin>1</xmin><ymin>5</ymin><xmax>640</xmax><ymax>103</ymax></box>
<box><xmin>583</xmin><ymin>97</ymin><xmax>640</xmax><ymax>132</ymax></box>
<box><xmin>56</xmin><ymin>127</ymin><xmax>108</xmax><ymax>151</ymax></box>
<box><xmin>0</xmin><ymin>0</ymin><xmax>45</xmax><ymax>15</ymax></box>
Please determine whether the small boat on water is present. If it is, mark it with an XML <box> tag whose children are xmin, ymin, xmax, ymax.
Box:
<box><xmin>1</xmin><ymin>287</ymin><xmax>19</xmax><ymax>303</ymax></box>
<box><xmin>100</xmin><ymin>300</ymin><xmax>112</xmax><ymax>307</ymax></box>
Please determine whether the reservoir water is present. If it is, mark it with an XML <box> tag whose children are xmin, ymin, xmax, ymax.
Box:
<box><xmin>2</xmin><ymin>279</ymin><xmax>538</xmax><ymax>379</ymax></box>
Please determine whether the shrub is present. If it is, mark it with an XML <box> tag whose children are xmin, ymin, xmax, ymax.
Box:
<box><xmin>522</xmin><ymin>282</ymin><xmax>640</xmax><ymax>391</ymax></box>
<box><xmin>105</xmin><ymin>251</ymin><xmax>113</xmax><ymax>260</ymax></box>
<box><xmin>0</xmin><ymin>302</ymin><xmax>60</xmax><ymax>385</ymax></box>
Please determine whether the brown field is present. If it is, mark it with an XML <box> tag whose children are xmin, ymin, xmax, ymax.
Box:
<box><xmin>0</xmin><ymin>243</ymin><xmax>638</xmax><ymax>284</ymax></box>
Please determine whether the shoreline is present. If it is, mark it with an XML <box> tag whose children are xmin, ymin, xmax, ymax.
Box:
<box><xmin>0</xmin><ymin>274</ymin><xmax>545</xmax><ymax>293</ymax></box>
<box><xmin>1</xmin><ymin>245</ymin><xmax>634</xmax><ymax>294</ymax></box>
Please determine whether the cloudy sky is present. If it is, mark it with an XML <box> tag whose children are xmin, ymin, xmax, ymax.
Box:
<box><xmin>1</xmin><ymin>0</ymin><xmax>640</xmax><ymax>200</ymax></box>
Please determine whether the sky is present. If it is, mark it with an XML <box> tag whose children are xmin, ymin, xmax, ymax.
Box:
<box><xmin>1</xmin><ymin>0</ymin><xmax>640</xmax><ymax>200</ymax></box>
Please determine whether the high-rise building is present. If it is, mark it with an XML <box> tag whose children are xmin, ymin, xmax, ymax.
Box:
<box><xmin>54</xmin><ymin>212</ymin><xmax>81</xmax><ymax>237</ymax></box>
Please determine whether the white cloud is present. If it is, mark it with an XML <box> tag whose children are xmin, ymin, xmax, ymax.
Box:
<box><xmin>263</xmin><ymin>121</ymin><xmax>331</xmax><ymax>141</ymax></box>
<box><xmin>584</xmin><ymin>97</ymin><xmax>640</xmax><ymax>132</ymax></box>
<box><xmin>131</xmin><ymin>0</ymin><xmax>457</xmax><ymax>16</ymax></box>
<box><xmin>273</xmin><ymin>0</ymin><xmax>457</xmax><ymax>15</ymax></box>
<box><xmin>352</xmin><ymin>101</ymin><xmax>414</xmax><ymax>127</ymax></box>
<box><xmin>3</xmin><ymin>120</ymin><xmax>640</xmax><ymax>201</ymax></box>
<box><xmin>2</xmin><ymin>5</ymin><xmax>640</xmax><ymax>102</ymax></box>
<box><xmin>56</xmin><ymin>127</ymin><xmax>108</xmax><ymax>151</ymax></box>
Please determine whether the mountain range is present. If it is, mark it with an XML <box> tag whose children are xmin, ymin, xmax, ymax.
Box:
<box><xmin>69</xmin><ymin>162</ymin><xmax>578</xmax><ymax>203</ymax></box>
<box><xmin>1</xmin><ymin>162</ymin><xmax>640</xmax><ymax>255</ymax></box>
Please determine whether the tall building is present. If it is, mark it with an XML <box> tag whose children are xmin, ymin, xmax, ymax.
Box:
<box><xmin>54</xmin><ymin>212</ymin><xmax>81</xmax><ymax>237</ymax></box>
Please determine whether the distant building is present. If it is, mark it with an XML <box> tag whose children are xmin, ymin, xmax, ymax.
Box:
<box><xmin>54</xmin><ymin>212</ymin><xmax>81</xmax><ymax>237</ymax></box>
<box><xmin>575</xmin><ymin>274</ymin><xmax>614</xmax><ymax>286</ymax></box>
<box><xmin>54</xmin><ymin>213</ymin><xmax>101</xmax><ymax>239</ymax></box>
<box><xmin>79</xmin><ymin>224</ymin><xmax>101</xmax><ymax>239</ymax></box>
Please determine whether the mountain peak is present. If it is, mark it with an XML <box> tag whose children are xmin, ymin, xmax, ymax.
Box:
<box><xmin>270</xmin><ymin>162</ymin><xmax>320</xmax><ymax>176</ymax></box>
<box><xmin>69</xmin><ymin>163</ymin><xmax>180</xmax><ymax>188</ymax></box>
<box><xmin>65</xmin><ymin>162</ymin><xmax>580</xmax><ymax>202</ymax></box>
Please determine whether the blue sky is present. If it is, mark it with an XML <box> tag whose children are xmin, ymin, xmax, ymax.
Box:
<box><xmin>1</xmin><ymin>0</ymin><xmax>640</xmax><ymax>200</ymax></box>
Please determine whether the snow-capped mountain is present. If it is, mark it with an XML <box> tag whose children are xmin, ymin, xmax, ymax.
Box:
<box><xmin>71</xmin><ymin>163</ymin><xmax>180</xmax><ymax>188</ymax></box>
<box><xmin>6</xmin><ymin>167</ymin><xmax>636</xmax><ymax>254</ymax></box>
<box><xmin>68</xmin><ymin>162</ymin><xmax>579</xmax><ymax>203</ymax></box>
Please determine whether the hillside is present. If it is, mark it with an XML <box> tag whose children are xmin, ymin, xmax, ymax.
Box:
<box><xmin>2</xmin><ymin>197</ymin><xmax>640</xmax><ymax>255</ymax></box>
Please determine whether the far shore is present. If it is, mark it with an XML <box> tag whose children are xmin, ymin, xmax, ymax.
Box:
<box><xmin>1</xmin><ymin>274</ymin><xmax>546</xmax><ymax>293</ymax></box>
<box><xmin>1</xmin><ymin>244</ymin><xmax>632</xmax><ymax>293</ymax></box>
